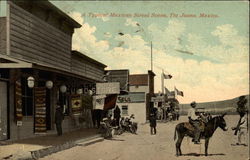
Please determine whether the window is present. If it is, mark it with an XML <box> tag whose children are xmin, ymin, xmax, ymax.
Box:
<box><xmin>122</xmin><ymin>105</ymin><xmax>128</xmax><ymax>115</ymax></box>
<box><xmin>21</xmin><ymin>78</ymin><xmax>33</xmax><ymax>116</ymax></box>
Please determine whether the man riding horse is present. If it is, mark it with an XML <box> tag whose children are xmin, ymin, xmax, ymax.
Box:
<box><xmin>187</xmin><ymin>101</ymin><xmax>201</xmax><ymax>144</ymax></box>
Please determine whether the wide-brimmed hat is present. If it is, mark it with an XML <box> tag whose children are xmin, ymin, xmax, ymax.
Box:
<box><xmin>190</xmin><ymin>101</ymin><xmax>196</xmax><ymax>106</ymax></box>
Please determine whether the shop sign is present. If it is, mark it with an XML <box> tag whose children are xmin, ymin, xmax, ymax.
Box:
<box><xmin>96</xmin><ymin>82</ymin><xmax>120</xmax><ymax>95</ymax></box>
<box><xmin>17</xmin><ymin>121</ymin><xmax>22</xmax><ymax>126</ymax></box>
<box><xmin>83</xmin><ymin>84</ymin><xmax>96</xmax><ymax>94</ymax></box>
<box><xmin>151</xmin><ymin>96</ymin><xmax>164</xmax><ymax>102</ymax></box>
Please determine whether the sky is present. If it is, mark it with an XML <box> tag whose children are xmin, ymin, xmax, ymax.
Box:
<box><xmin>50</xmin><ymin>1</ymin><xmax>249</xmax><ymax>103</ymax></box>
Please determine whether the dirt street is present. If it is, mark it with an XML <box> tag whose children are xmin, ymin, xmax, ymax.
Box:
<box><xmin>41</xmin><ymin>115</ymin><xmax>249</xmax><ymax>160</ymax></box>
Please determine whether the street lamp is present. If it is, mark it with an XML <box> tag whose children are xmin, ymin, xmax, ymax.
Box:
<box><xmin>27</xmin><ymin>76</ymin><xmax>35</xmax><ymax>88</ymax></box>
<box><xmin>46</xmin><ymin>80</ymin><xmax>53</xmax><ymax>89</ymax></box>
<box><xmin>60</xmin><ymin>85</ymin><xmax>67</xmax><ymax>93</ymax></box>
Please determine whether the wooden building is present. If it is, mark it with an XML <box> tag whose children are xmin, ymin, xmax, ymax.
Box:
<box><xmin>116</xmin><ymin>71</ymin><xmax>155</xmax><ymax>123</ymax></box>
<box><xmin>0</xmin><ymin>1</ymin><xmax>106</xmax><ymax>141</ymax></box>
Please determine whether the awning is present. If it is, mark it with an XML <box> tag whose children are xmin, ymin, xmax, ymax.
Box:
<box><xmin>0</xmin><ymin>55</ymin><xmax>32</xmax><ymax>68</ymax></box>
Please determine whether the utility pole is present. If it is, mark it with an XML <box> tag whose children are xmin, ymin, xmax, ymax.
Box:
<box><xmin>151</xmin><ymin>41</ymin><xmax>153</xmax><ymax>71</ymax></box>
<box><xmin>161</xmin><ymin>69</ymin><xmax>164</xmax><ymax>94</ymax></box>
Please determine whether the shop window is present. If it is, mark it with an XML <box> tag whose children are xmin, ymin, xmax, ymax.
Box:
<box><xmin>21</xmin><ymin>78</ymin><xmax>33</xmax><ymax>116</ymax></box>
<box><xmin>122</xmin><ymin>105</ymin><xmax>128</xmax><ymax>115</ymax></box>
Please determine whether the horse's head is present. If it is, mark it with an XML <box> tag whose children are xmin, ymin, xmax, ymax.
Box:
<box><xmin>216</xmin><ymin>113</ymin><xmax>228</xmax><ymax>131</ymax></box>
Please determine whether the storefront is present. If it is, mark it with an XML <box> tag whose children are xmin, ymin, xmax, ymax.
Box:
<box><xmin>0</xmin><ymin>1</ymin><xmax>106</xmax><ymax>140</ymax></box>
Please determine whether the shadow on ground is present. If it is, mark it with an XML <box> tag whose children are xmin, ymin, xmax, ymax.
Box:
<box><xmin>181</xmin><ymin>153</ymin><xmax>225</xmax><ymax>157</ymax></box>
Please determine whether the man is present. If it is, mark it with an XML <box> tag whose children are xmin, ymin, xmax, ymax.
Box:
<box><xmin>188</xmin><ymin>101</ymin><xmax>200</xmax><ymax>144</ymax></box>
<box><xmin>55</xmin><ymin>102</ymin><xmax>64</xmax><ymax>136</ymax></box>
<box><xmin>149</xmin><ymin>107</ymin><xmax>157</xmax><ymax>135</ymax></box>
<box><xmin>237</xmin><ymin>96</ymin><xmax>247</xmax><ymax>115</ymax></box>
<box><xmin>236</xmin><ymin>112</ymin><xmax>248</xmax><ymax>145</ymax></box>
<box><xmin>113</xmin><ymin>105</ymin><xmax>121</xmax><ymax>127</ymax></box>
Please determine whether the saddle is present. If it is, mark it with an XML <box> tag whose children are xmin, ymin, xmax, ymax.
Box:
<box><xmin>184</xmin><ymin>121</ymin><xmax>205</xmax><ymax>132</ymax></box>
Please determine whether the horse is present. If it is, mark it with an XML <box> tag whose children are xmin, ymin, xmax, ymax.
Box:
<box><xmin>174</xmin><ymin>113</ymin><xmax>228</xmax><ymax>156</ymax></box>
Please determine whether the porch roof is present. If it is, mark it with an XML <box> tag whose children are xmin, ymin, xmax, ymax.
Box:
<box><xmin>0</xmin><ymin>55</ymin><xmax>102</xmax><ymax>83</ymax></box>
<box><xmin>0</xmin><ymin>55</ymin><xmax>32</xmax><ymax>68</ymax></box>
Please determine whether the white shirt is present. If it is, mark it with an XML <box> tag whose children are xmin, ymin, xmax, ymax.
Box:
<box><xmin>240</xmin><ymin>116</ymin><xmax>247</xmax><ymax>129</ymax></box>
<box><xmin>188</xmin><ymin>108</ymin><xmax>199</xmax><ymax>120</ymax></box>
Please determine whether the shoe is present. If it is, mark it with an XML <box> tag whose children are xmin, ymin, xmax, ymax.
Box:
<box><xmin>236</xmin><ymin>143</ymin><xmax>240</xmax><ymax>145</ymax></box>
<box><xmin>194</xmin><ymin>141</ymin><xmax>200</xmax><ymax>144</ymax></box>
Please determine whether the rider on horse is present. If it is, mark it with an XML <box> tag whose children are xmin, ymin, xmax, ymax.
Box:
<box><xmin>187</xmin><ymin>101</ymin><xmax>201</xmax><ymax>144</ymax></box>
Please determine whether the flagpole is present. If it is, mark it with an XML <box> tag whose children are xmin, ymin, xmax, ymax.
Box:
<box><xmin>162</xmin><ymin>70</ymin><xmax>164</xmax><ymax>94</ymax></box>
<box><xmin>151</xmin><ymin>41</ymin><xmax>153</xmax><ymax>71</ymax></box>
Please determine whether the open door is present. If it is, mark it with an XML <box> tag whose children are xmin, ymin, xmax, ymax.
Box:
<box><xmin>0</xmin><ymin>81</ymin><xmax>8</xmax><ymax>140</ymax></box>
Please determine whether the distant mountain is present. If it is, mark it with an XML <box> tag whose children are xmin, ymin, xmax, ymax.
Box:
<box><xmin>179</xmin><ymin>95</ymin><xmax>249</xmax><ymax>115</ymax></box>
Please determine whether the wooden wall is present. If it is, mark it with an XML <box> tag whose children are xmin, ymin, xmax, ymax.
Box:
<box><xmin>9</xmin><ymin>2</ymin><xmax>72</xmax><ymax>72</ymax></box>
<box><xmin>0</xmin><ymin>17</ymin><xmax>6</xmax><ymax>55</ymax></box>
<box><xmin>71</xmin><ymin>54</ymin><xmax>104</xmax><ymax>81</ymax></box>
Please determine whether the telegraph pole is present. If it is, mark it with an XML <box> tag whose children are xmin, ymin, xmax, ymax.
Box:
<box><xmin>151</xmin><ymin>41</ymin><xmax>153</xmax><ymax>71</ymax></box>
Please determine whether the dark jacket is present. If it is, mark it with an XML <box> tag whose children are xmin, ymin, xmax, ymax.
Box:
<box><xmin>114</xmin><ymin>107</ymin><xmax>121</xmax><ymax>118</ymax></box>
<box><xmin>55</xmin><ymin>107</ymin><xmax>64</xmax><ymax>124</ymax></box>
<box><xmin>149</xmin><ymin>108</ymin><xmax>157</xmax><ymax>127</ymax></box>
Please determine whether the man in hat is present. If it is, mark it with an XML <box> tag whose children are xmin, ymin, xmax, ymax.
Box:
<box><xmin>55</xmin><ymin>102</ymin><xmax>64</xmax><ymax>136</ymax></box>
<box><xmin>113</xmin><ymin>105</ymin><xmax>121</xmax><ymax>127</ymax></box>
<box><xmin>188</xmin><ymin>101</ymin><xmax>200</xmax><ymax>144</ymax></box>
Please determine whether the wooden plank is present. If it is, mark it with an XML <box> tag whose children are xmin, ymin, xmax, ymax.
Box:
<box><xmin>10</xmin><ymin>13</ymin><xmax>71</xmax><ymax>51</ymax></box>
<box><xmin>9</xmin><ymin>28</ymin><xmax>71</xmax><ymax>64</ymax></box>
<box><xmin>9</xmin><ymin>13</ymin><xmax>71</xmax><ymax>48</ymax></box>
<box><xmin>10</xmin><ymin>39</ymin><xmax>71</xmax><ymax>68</ymax></box>
<box><xmin>10</xmin><ymin>24</ymin><xmax>71</xmax><ymax>62</ymax></box>
<box><xmin>10</xmin><ymin>46</ymin><xmax>70</xmax><ymax>71</ymax></box>
<box><xmin>9</xmin><ymin>2</ymin><xmax>71</xmax><ymax>42</ymax></box>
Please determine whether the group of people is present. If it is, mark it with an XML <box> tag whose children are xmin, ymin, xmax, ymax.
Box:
<box><xmin>157</xmin><ymin>104</ymin><xmax>179</xmax><ymax>122</ymax></box>
<box><xmin>54</xmin><ymin>95</ymin><xmax>248</xmax><ymax>147</ymax></box>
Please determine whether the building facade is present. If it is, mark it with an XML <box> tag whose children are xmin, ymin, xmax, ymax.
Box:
<box><xmin>116</xmin><ymin>70</ymin><xmax>155</xmax><ymax>123</ymax></box>
<box><xmin>0</xmin><ymin>1</ymin><xmax>106</xmax><ymax>141</ymax></box>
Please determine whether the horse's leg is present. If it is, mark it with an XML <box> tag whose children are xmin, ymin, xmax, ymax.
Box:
<box><xmin>176</xmin><ymin>134</ymin><xmax>184</xmax><ymax>156</ymax></box>
<box><xmin>178</xmin><ymin>135</ymin><xmax>184</xmax><ymax>156</ymax></box>
<box><xmin>205</xmin><ymin>138</ymin><xmax>210</xmax><ymax>156</ymax></box>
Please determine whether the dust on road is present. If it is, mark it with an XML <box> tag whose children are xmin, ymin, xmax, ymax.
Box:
<box><xmin>41</xmin><ymin>115</ymin><xmax>249</xmax><ymax>160</ymax></box>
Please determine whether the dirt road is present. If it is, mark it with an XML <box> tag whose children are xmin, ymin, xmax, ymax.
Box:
<box><xmin>41</xmin><ymin>115</ymin><xmax>249</xmax><ymax>160</ymax></box>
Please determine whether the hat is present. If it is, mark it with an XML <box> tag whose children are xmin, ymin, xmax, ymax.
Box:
<box><xmin>190</xmin><ymin>101</ymin><xmax>196</xmax><ymax>106</ymax></box>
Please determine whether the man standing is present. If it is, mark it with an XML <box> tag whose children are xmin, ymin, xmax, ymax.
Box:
<box><xmin>236</xmin><ymin>112</ymin><xmax>248</xmax><ymax>145</ymax></box>
<box><xmin>113</xmin><ymin>105</ymin><xmax>121</xmax><ymax>127</ymax></box>
<box><xmin>55</xmin><ymin>102</ymin><xmax>64</xmax><ymax>136</ymax></box>
<box><xmin>188</xmin><ymin>101</ymin><xmax>200</xmax><ymax>144</ymax></box>
<box><xmin>149</xmin><ymin>107</ymin><xmax>157</xmax><ymax>135</ymax></box>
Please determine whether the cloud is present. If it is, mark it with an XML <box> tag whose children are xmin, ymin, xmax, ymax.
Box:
<box><xmin>125</xmin><ymin>18</ymin><xmax>139</xmax><ymax>27</ymax></box>
<box><xmin>69</xmin><ymin>12</ymin><xmax>109</xmax><ymax>60</ymax></box>
<box><xmin>148</xmin><ymin>20</ymin><xmax>186</xmax><ymax>50</ymax></box>
<box><xmin>69</xmin><ymin>12</ymin><xmax>248</xmax><ymax>103</ymax></box>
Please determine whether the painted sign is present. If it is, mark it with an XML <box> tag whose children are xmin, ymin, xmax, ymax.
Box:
<box><xmin>96</xmin><ymin>82</ymin><xmax>120</xmax><ymax>95</ymax></box>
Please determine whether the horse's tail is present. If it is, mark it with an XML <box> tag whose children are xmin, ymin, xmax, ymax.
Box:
<box><xmin>174</xmin><ymin>125</ymin><xmax>177</xmax><ymax>140</ymax></box>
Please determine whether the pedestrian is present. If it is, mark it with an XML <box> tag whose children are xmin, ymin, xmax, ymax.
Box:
<box><xmin>149</xmin><ymin>107</ymin><xmax>157</xmax><ymax>135</ymax></box>
<box><xmin>236</xmin><ymin>112</ymin><xmax>248</xmax><ymax>145</ymax></box>
<box><xmin>55</xmin><ymin>102</ymin><xmax>64</xmax><ymax>136</ymax></box>
<box><xmin>113</xmin><ymin>105</ymin><xmax>121</xmax><ymax>127</ymax></box>
<box><xmin>188</xmin><ymin>101</ymin><xmax>201</xmax><ymax>144</ymax></box>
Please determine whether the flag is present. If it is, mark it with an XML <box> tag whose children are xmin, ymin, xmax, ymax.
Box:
<box><xmin>175</xmin><ymin>87</ymin><xmax>184</xmax><ymax>97</ymax></box>
<box><xmin>164</xmin><ymin>87</ymin><xmax>171</xmax><ymax>95</ymax></box>
<box><xmin>162</xmin><ymin>73</ymin><xmax>172</xmax><ymax>79</ymax></box>
<box><xmin>104</xmin><ymin>94</ymin><xmax>117</xmax><ymax>110</ymax></box>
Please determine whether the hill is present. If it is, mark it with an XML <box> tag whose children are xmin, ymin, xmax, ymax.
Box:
<box><xmin>179</xmin><ymin>95</ymin><xmax>249</xmax><ymax>115</ymax></box>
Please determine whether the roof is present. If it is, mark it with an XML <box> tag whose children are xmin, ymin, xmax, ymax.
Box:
<box><xmin>71</xmin><ymin>50</ymin><xmax>107</xmax><ymax>68</ymax></box>
<box><xmin>13</xmin><ymin>0</ymin><xmax>81</xmax><ymax>28</ymax></box>
<box><xmin>129</xmin><ymin>74</ymin><xmax>148</xmax><ymax>86</ymax></box>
